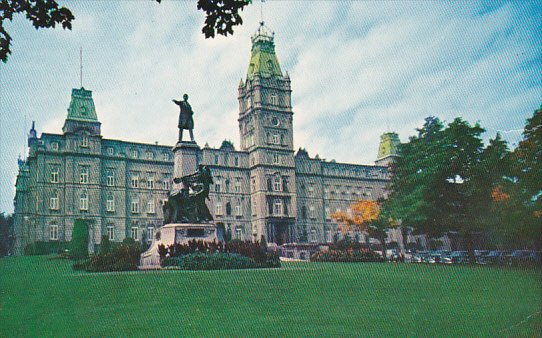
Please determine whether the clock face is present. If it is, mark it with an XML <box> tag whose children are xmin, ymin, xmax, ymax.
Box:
<box><xmin>271</xmin><ymin>117</ymin><xmax>279</xmax><ymax>126</ymax></box>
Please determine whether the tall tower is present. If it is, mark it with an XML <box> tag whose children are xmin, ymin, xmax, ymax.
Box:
<box><xmin>238</xmin><ymin>23</ymin><xmax>296</xmax><ymax>244</ymax></box>
<box><xmin>375</xmin><ymin>132</ymin><xmax>400</xmax><ymax>167</ymax></box>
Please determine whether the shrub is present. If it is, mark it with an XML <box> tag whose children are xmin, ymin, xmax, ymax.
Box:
<box><xmin>310</xmin><ymin>248</ymin><xmax>383</xmax><ymax>263</ymax></box>
<box><xmin>73</xmin><ymin>240</ymin><xmax>141</xmax><ymax>272</ymax></box>
<box><xmin>70</xmin><ymin>219</ymin><xmax>89</xmax><ymax>260</ymax></box>
<box><xmin>162</xmin><ymin>252</ymin><xmax>257</xmax><ymax>270</ymax></box>
<box><xmin>100</xmin><ymin>235</ymin><xmax>111</xmax><ymax>255</ymax></box>
<box><xmin>24</xmin><ymin>241</ymin><xmax>68</xmax><ymax>255</ymax></box>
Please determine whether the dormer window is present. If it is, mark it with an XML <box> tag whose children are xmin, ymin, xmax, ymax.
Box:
<box><xmin>51</xmin><ymin>142</ymin><xmax>59</xmax><ymax>151</ymax></box>
<box><xmin>107</xmin><ymin>147</ymin><xmax>114</xmax><ymax>155</ymax></box>
<box><xmin>131</xmin><ymin>149</ymin><xmax>138</xmax><ymax>159</ymax></box>
<box><xmin>146</xmin><ymin>151</ymin><xmax>154</xmax><ymax>160</ymax></box>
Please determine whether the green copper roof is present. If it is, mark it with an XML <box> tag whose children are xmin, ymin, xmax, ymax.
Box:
<box><xmin>66</xmin><ymin>87</ymin><xmax>98</xmax><ymax>122</ymax></box>
<box><xmin>246</xmin><ymin>23</ymin><xmax>283</xmax><ymax>80</ymax></box>
<box><xmin>377</xmin><ymin>132</ymin><xmax>400</xmax><ymax>159</ymax></box>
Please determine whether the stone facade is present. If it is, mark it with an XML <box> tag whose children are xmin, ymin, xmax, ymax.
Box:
<box><xmin>12</xmin><ymin>24</ymin><xmax>397</xmax><ymax>254</ymax></box>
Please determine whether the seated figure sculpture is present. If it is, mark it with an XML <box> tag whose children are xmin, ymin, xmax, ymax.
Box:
<box><xmin>162</xmin><ymin>165</ymin><xmax>214</xmax><ymax>224</ymax></box>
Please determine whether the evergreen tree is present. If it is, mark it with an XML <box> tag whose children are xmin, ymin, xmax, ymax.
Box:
<box><xmin>70</xmin><ymin>219</ymin><xmax>89</xmax><ymax>260</ymax></box>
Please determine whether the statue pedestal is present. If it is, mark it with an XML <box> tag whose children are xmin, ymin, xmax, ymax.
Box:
<box><xmin>172</xmin><ymin>141</ymin><xmax>200</xmax><ymax>190</ymax></box>
<box><xmin>139</xmin><ymin>223</ymin><xmax>220</xmax><ymax>269</ymax></box>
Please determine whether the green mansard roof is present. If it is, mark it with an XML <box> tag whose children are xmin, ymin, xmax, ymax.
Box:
<box><xmin>377</xmin><ymin>132</ymin><xmax>400</xmax><ymax>160</ymax></box>
<box><xmin>66</xmin><ymin>87</ymin><xmax>98</xmax><ymax>122</ymax></box>
<box><xmin>246</xmin><ymin>23</ymin><xmax>283</xmax><ymax>80</ymax></box>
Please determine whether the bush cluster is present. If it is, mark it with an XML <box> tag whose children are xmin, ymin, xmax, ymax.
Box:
<box><xmin>73</xmin><ymin>239</ymin><xmax>141</xmax><ymax>272</ymax></box>
<box><xmin>311</xmin><ymin>248</ymin><xmax>383</xmax><ymax>263</ymax></box>
<box><xmin>159</xmin><ymin>239</ymin><xmax>280</xmax><ymax>268</ymax></box>
<box><xmin>24</xmin><ymin>241</ymin><xmax>68</xmax><ymax>255</ymax></box>
<box><xmin>162</xmin><ymin>252</ymin><xmax>257</xmax><ymax>270</ymax></box>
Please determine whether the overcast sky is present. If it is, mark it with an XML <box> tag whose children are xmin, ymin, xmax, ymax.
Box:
<box><xmin>0</xmin><ymin>1</ymin><xmax>541</xmax><ymax>213</ymax></box>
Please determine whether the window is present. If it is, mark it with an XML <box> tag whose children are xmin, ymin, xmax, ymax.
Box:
<box><xmin>81</xmin><ymin>136</ymin><xmax>89</xmax><ymax>147</ymax></box>
<box><xmin>107</xmin><ymin>225</ymin><xmax>114</xmax><ymax>241</ymax></box>
<box><xmin>270</xmin><ymin>95</ymin><xmax>278</xmax><ymax>106</ymax></box>
<box><xmin>49</xmin><ymin>192</ymin><xmax>59</xmax><ymax>210</ymax></box>
<box><xmin>273</xmin><ymin>175</ymin><xmax>282</xmax><ymax>192</ymax></box>
<box><xmin>235</xmin><ymin>227</ymin><xmax>243</xmax><ymax>240</ymax></box>
<box><xmin>252</xmin><ymin>197</ymin><xmax>256</xmax><ymax>215</ymax></box>
<box><xmin>310</xmin><ymin>229</ymin><xmax>317</xmax><ymax>243</ymax></box>
<box><xmin>309</xmin><ymin>205</ymin><xmax>316</xmax><ymax>219</ymax></box>
<box><xmin>162</xmin><ymin>153</ymin><xmax>169</xmax><ymax>161</ymax></box>
<box><xmin>234</xmin><ymin>157</ymin><xmax>239</xmax><ymax>167</ymax></box>
<box><xmin>131</xmin><ymin>199</ymin><xmax>140</xmax><ymax>213</ymax></box>
<box><xmin>251</xmin><ymin>178</ymin><xmax>256</xmax><ymax>191</ymax></box>
<box><xmin>215</xmin><ymin>203</ymin><xmax>223</xmax><ymax>216</ymax></box>
<box><xmin>215</xmin><ymin>179</ymin><xmax>221</xmax><ymax>193</ymax></box>
<box><xmin>146</xmin><ymin>151</ymin><xmax>154</xmax><ymax>160</ymax></box>
<box><xmin>50</xmin><ymin>224</ymin><xmax>59</xmax><ymax>240</ymax></box>
<box><xmin>147</xmin><ymin>200</ymin><xmax>155</xmax><ymax>214</ymax></box>
<box><xmin>325</xmin><ymin>229</ymin><xmax>332</xmax><ymax>243</ymax></box>
<box><xmin>226</xmin><ymin>202</ymin><xmax>232</xmax><ymax>216</ymax></box>
<box><xmin>272</xmin><ymin>134</ymin><xmax>279</xmax><ymax>145</ymax></box>
<box><xmin>325</xmin><ymin>207</ymin><xmax>331</xmax><ymax>220</ymax></box>
<box><xmin>106</xmin><ymin>171</ymin><xmax>115</xmax><ymax>186</ymax></box>
<box><xmin>147</xmin><ymin>227</ymin><xmax>155</xmax><ymax>243</ymax></box>
<box><xmin>51</xmin><ymin>168</ymin><xmax>59</xmax><ymax>183</ymax></box>
<box><xmin>147</xmin><ymin>175</ymin><xmax>155</xmax><ymax>189</ymax></box>
<box><xmin>273</xmin><ymin>199</ymin><xmax>282</xmax><ymax>215</ymax></box>
<box><xmin>131</xmin><ymin>226</ymin><xmax>139</xmax><ymax>241</ymax></box>
<box><xmin>214</xmin><ymin>155</ymin><xmax>219</xmax><ymax>165</ymax></box>
<box><xmin>107</xmin><ymin>147</ymin><xmax>114</xmax><ymax>155</ymax></box>
<box><xmin>308</xmin><ymin>184</ymin><xmax>315</xmax><ymax>197</ymax></box>
<box><xmin>79</xmin><ymin>192</ymin><xmax>88</xmax><ymax>211</ymax></box>
<box><xmin>131</xmin><ymin>175</ymin><xmax>139</xmax><ymax>188</ymax></box>
<box><xmin>163</xmin><ymin>177</ymin><xmax>170</xmax><ymax>191</ymax></box>
<box><xmin>80</xmin><ymin>167</ymin><xmax>89</xmax><ymax>184</ymax></box>
<box><xmin>234</xmin><ymin>179</ymin><xmax>241</xmax><ymax>193</ymax></box>
<box><xmin>51</xmin><ymin>142</ymin><xmax>59</xmax><ymax>151</ymax></box>
<box><xmin>273</xmin><ymin>153</ymin><xmax>280</xmax><ymax>164</ymax></box>
<box><xmin>250</xmin><ymin>134</ymin><xmax>255</xmax><ymax>146</ymax></box>
<box><xmin>235</xmin><ymin>203</ymin><xmax>242</xmax><ymax>217</ymax></box>
<box><xmin>106</xmin><ymin>195</ymin><xmax>115</xmax><ymax>212</ymax></box>
<box><xmin>131</xmin><ymin>149</ymin><xmax>138</xmax><ymax>159</ymax></box>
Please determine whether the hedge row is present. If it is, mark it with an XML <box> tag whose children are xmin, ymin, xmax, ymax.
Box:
<box><xmin>162</xmin><ymin>252</ymin><xmax>258</xmax><ymax>270</ymax></box>
<box><xmin>73</xmin><ymin>238</ymin><xmax>141</xmax><ymax>272</ymax></box>
<box><xmin>24</xmin><ymin>241</ymin><xmax>68</xmax><ymax>255</ymax></box>
<box><xmin>311</xmin><ymin>249</ymin><xmax>383</xmax><ymax>263</ymax></box>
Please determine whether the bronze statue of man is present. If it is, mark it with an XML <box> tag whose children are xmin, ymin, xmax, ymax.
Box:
<box><xmin>173</xmin><ymin>93</ymin><xmax>195</xmax><ymax>142</ymax></box>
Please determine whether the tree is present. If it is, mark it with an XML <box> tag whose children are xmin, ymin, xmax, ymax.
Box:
<box><xmin>70</xmin><ymin>219</ymin><xmax>89</xmax><ymax>260</ymax></box>
<box><xmin>1</xmin><ymin>0</ymin><xmax>252</xmax><ymax>62</ymax></box>
<box><xmin>385</xmin><ymin>117</ymin><xmax>508</xmax><ymax>263</ymax></box>
<box><xmin>0</xmin><ymin>213</ymin><xmax>14</xmax><ymax>256</ymax></box>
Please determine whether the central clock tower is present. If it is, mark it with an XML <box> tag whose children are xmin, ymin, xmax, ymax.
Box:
<box><xmin>238</xmin><ymin>23</ymin><xmax>297</xmax><ymax>244</ymax></box>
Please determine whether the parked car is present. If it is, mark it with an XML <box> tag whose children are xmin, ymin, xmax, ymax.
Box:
<box><xmin>451</xmin><ymin>251</ymin><xmax>467</xmax><ymax>264</ymax></box>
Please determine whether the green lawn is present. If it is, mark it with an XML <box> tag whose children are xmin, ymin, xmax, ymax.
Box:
<box><xmin>1</xmin><ymin>256</ymin><xmax>540</xmax><ymax>337</ymax></box>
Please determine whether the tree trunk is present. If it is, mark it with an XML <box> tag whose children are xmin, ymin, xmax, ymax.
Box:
<box><xmin>465</xmin><ymin>231</ymin><xmax>476</xmax><ymax>264</ymax></box>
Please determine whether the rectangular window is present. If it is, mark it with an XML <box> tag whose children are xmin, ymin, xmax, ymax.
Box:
<box><xmin>131</xmin><ymin>175</ymin><xmax>139</xmax><ymax>188</ymax></box>
<box><xmin>273</xmin><ymin>153</ymin><xmax>280</xmax><ymax>164</ymax></box>
<box><xmin>309</xmin><ymin>205</ymin><xmax>316</xmax><ymax>219</ymax></box>
<box><xmin>147</xmin><ymin>200</ymin><xmax>155</xmax><ymax>214</ymax></box>
<box><xmin>107</xmin><ymin>225</ymin><xmax>114</xmax><ymax>241</ymax></box>
<box><xmin>147</xmin><ymin>175</ymin><xmax>155</xmax><ymax>189</ymax></box>
<box><xmin>51</xmin><ymin>168</ymin><xmax>59</xmax><ymax>183</ymax></box>
<box><xmin>234</xmin><ymin>179</ymin><xmax>241</xmax><ymax>193</ymax></box>
<box><xmin>107</xmin><ymin>147</ymin><xmax>114</xmax><ymax>155</ymax></box>
<box><xmin>106</xmin><ymin>197</ymin><xmax>115</xmax><ymax>212</ymax></box>
<box><xmin>146</xmin><ymin>151</ymin><xmax>154</xmax><ymax>160</ymax></box>
<box><xmin>234</xmin><ymin>157</ymin><xmax>239</xmax><ymax>167</ymax></box>
<box><xmin>252</xmin><ymin>198</ymin><xmax>256</xmax><ymax>216</ymax></box>
<box><xmin>81</xmin><ymin>136</ymin><xmax>89</xmax><ymax>147</ymax></box>
<box><xmin>236</xmin><ymin>228</ymin><xmax>243</xmax><ymax>240</ymax></box>
<box><xmin>80</xmin><ymin>167</ymin><xmax>89</xmax><ymax>184</ymax></box>
<box><xmin>147</xmin><ymin>227</ymin><xmax>154</xmax><ymax>243</ymax></box>
<box><xmin>51</xmin><ymin>142</ymin><xmax>59</xmax><ymax>151</ymax></box>
<box><xmin>214</xmin><ymin>155</ymin><xmax>219</xmax><ymax>165</ymax></box>
<box><xmin>80</xmin><ymin>194</ymin><xmax>88</xmax><ymax>211</ymax></box>
<box><xmin>163</xmin><ymin>179</ymin><xmax>170</xmax><ymax>191</ymax></box>
<box><xmin>273</xmin><ymin>176</ymin><xmax>282</xmax><ymax>192</ymax></box>
<box><xmin>50</xmin><ymin>224</ymin><xmax>59</xmax><ymax>240</ymax></box>
<box><xmin>308</xmin><ymin>184</ymin><xmax>315</xmax><ymax>197</ymax></box>
<box><xmin>131</xmin><ymin>227</ymin><xmax>139</xmax><ymax>241</ymax></box>
<box><xmin>49</xmin><ymin>195</ymin><xmax>59</xmax><ymax>210</ymax></box>
<box><xmin>162</xmin><ymin>153</ymin><xmax>169</xmax><ymax>161</ymax></box>
<box><xmin>310</xmin><ymin>229</ymin><xmax>317</xmax><ymax>243</ymax></box>
<box><xmin>325</xmin><ymin>207</ymin><xmax>331</xmax><ymax>220</ymax></box>
<box><xmin>272</xmin><ymin>134</ymin><xmax>279</xmax><ymax>145</ymax></box>
<box><xmin>273</xmin><ymin>199</ymin><xmax>282</xmax><ymax>215</ymax></box>
<box><xmin>215</xmin><ymin>179</ymin><xmax>221</xmax><ymax>193</ymax></box>
<box><xmin>106</xmin><ymin>171</ymin><xmax>115</xmax><ymax>186</ymax></box>
<box><xmin>235</xmin><ymin>204</ymin><xmax>242</xmax><ymax>217</ymax></box>
<box><xmin>215</xmin><ymin>203</ymin><xmax>222</xmax><ymax>216</ymax></box>
<box><xmin>131</xmin><ymin>200</ymin><xmax>140</xmax><ymax>213</ymax></box>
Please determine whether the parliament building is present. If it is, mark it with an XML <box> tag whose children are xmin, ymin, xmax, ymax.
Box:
<box><xmin>12</xmin><ymin>24</ymin><xmax>399</xmax><ymax>254</ymax></box>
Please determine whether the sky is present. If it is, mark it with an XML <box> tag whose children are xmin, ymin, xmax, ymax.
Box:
<box><xmin>0</xmin><ymin>1</ymin><xmax>541</xmax><ymax>214</ymax></box>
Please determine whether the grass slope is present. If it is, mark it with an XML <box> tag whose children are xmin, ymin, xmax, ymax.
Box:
<box><xmin>0</xmin><ymin>256</ymin><xmax>540</xmax><ymax>336</ymax></box>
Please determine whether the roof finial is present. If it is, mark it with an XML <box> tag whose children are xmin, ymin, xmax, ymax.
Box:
<box><xmin>79</xmin><ymin>47</ymin><xmax>83</xmax><ymax>88</ymax></box>
<box><xmin>260</xmin><ymin>0</ymin><xmax>265</xmax><ymax>25</ymax></box>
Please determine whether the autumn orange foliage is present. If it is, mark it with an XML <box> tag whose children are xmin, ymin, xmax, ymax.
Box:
<box><xmin>331</xmin><ymin>200</ymin><xmax>381</xmax><ymax>234</ymax></box>
<box><xmin>491</xmin><ymin>186</ymin><xmax>511</xmax><ymax>202</ymax></box>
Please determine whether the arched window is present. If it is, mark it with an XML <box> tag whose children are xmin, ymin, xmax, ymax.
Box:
<box><xmin>301</xmin><ymin>206</ymin><xmax>307</xmax><ymax>219</ymax></box>
<box><xmin>106</xmin><ymin>194</ymin><xmax>115</xmax><ymax>212</ymax></box>
<box><xmin>80</xmin><ymin>192</ymin><xmax>88</xmax><ymax>211</ymax></box>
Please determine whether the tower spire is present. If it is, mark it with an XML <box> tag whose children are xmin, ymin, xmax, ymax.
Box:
<box><xmin>79</xmin><ymin>47</ymin><xmax>83</xmax><ymax>88</ymax></box>
<box><xmin>260</xmin><ymin>0</ymin><xmax>265</xmax><ymax>24</ymax></box>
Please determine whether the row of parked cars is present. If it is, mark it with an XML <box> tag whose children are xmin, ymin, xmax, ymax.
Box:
<box><xmin>406</xmin><ymin>249</ymin><xmax>541</xmax><ymax>266</ymax></box>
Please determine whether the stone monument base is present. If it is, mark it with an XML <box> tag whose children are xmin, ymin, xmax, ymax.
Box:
<box><xmin>139</xmin><ymin>223</ymin><xmax>218</xmax><ymax>269</ymax></box>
